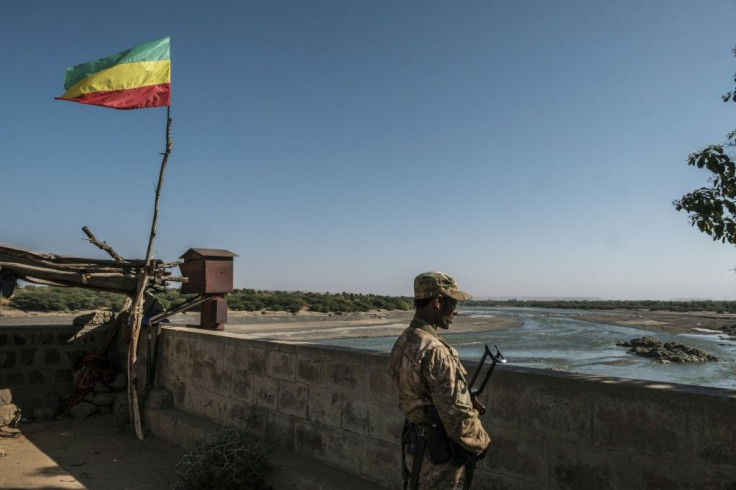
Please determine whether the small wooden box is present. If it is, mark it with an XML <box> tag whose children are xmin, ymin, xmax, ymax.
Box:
<box><xmin>179</xmin><ymin>248</ymin><xmax>238</xmax><ymax>295</ymax></box>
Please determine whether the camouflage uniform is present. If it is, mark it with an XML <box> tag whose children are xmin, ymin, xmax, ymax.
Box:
<box><xmin>388</xmin><ymin>272</ymin><xmax>490</xmax><ymax>489</ymax></box>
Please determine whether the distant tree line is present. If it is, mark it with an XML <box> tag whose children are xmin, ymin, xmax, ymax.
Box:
<box><xmin>467</xmin><ymin>299</ymin><xmax>736</xmax><ymax>314</ymax></box>
<box><xmin>225</xmin><ymin>289</ymin><xmax>412</xmax><ymax>314</ymax></box>
<box><xmin>6</xmin><ymin>286</ymin><xmax>413</xmax><ymax>314</ymax></box>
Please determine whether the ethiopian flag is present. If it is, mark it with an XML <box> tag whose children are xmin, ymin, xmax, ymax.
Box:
<box><xmin>56</xmin><ymin>37</ymin><xmax>170</xmax><ymax>110</ymax></box>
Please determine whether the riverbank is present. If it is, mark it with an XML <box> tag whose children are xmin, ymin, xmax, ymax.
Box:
<box><xmin>571</xmin><ymin>310</ymin><xmax>736</xmax><ymax>335</ymax></box>
<box><xmin>170</xmin><ymin>309</ymin><xmax>521</xmax><ymax>341</ymax></box>
<box><xmin>2</xmin><ymin>306</ymin><xmax>735</xmax><ymax>340</ymax></box>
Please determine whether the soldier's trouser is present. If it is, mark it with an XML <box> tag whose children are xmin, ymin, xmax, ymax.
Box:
<box><xmin>404</xmin><ymin>450</ymin><xmax>465</xmax><ymax>489</ymax></box>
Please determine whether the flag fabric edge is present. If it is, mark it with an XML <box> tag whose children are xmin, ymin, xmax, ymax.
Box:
<box><xmin>57</xmin><ymin>37</ymin><xmax>171</xmax><ymax>110</ymax></box>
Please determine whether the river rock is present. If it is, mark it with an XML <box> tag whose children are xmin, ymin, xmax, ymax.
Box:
<box><xmin>93</xmin><ymin>393</ymin><xmax>115</xmax><ymax>407</ymax></box>
<box><xmin>70</xmin><ymin>401</ymin><xmax>98</xmax><ymax>420</ymax></box>
<box><xmin>93</xmin><ymin>381</ymin><xmax>112</xmax><ymax>393</ymax></box>
<box><xmin>721</xmin><ymin>324</ymin><xmax>736</xmax><ymax>337</ymax></box>
<box><xmin>109</xmin><ymin>373</ymin><xmax>127</xmax><ymax>391</ymax></box>
<box><xmin>73</xmin><ymin>310</ymin><xmax>115</xmax><ymax>326</ymax></box>
<box><xmin>617</xmin><ymin>336</ymin><xmax>719</xmax><ymax>363</ymax></box>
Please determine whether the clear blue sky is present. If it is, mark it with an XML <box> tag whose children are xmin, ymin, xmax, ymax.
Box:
<box><xmin>2</xmin><ymin>1</ymin><xmax>736</xmax><ymax>300</ymax></box>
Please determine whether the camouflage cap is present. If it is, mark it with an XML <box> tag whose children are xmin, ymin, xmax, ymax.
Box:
<box><xmin>414</xmin><ymin>272</ymin><xmax>472</xmax><ymax>301</ymax></box>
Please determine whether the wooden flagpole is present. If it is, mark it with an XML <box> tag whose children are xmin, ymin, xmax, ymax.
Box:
<box><xmin>128</xmin><ymin>106</ymin><xmax>172</xmax><ymax>439</ymax></box>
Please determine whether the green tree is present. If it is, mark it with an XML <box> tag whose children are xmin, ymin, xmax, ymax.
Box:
<box><xmin>674</xmin><ymin>47</ymin><xmax>736</xmax><ymax>243</ymax></box>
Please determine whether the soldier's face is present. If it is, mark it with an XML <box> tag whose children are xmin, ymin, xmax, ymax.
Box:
<box><xmin>436</xmin><ymin>296</ymin><xmax>458</xmax><ymax>329</ymax></box>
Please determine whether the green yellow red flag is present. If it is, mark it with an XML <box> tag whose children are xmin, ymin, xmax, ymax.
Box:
<box><xmin>56</xmin><ymin>37</ymin><xmax>170</xmax><ymax>110</ymax></box>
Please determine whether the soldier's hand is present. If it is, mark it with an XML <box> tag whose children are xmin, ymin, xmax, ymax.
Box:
<box><xmin>471</xmin><ymin>394</ymin><xmax>486</xmax><ymax>415</ymax></box>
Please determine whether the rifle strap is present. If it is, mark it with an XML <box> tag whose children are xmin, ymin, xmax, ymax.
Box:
<box><xmin>463</xmin><ymin>458</ymin><xmax>476</xmax><ymax>490</ymax></box>
<box><xmin>410</xmin><ymin>431</ymin><xmax>426</xmax><ymax>490</ymax></box>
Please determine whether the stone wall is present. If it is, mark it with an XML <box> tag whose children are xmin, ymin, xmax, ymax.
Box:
<box><xmin>0</xmin><ymin>324</ymin><xmax>114</xmax><ymax>413</ymax></box>
<box><xmin>155</xmin><ymin>326</ymin><xmax>736</xmax><ymax>489</ymax></box>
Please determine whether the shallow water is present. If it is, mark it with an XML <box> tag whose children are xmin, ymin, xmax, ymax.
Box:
<box><xmin>314</xmin><ymin>306</ymin><xmax>736</xmax><ymax>390</ymax></box>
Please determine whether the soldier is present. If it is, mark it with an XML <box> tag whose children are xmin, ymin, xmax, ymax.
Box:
<box><xmin>388</xmin><ymin>272</ymin><xmax>490</xmax><ymax>489</ymax></box>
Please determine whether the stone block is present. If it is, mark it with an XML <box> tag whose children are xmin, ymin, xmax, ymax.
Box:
<box><xmin>44</xmin><ymin>349</ymin><xmax>61</xmax><ymax>365</ymax></box>
<box><xmin>13</xmin><ymin>334</ymin><xmax>29</xmax><ymax>346</ymax></box>
<box><xmin>483</xmin><ymin>376</ymin><xmax>522</xmax><ymax>429</ymax></box>
<box><xmin>307</xmin><ymin>386</ymin><xmax>342</xmax><ymax>427</ymax></box>
<box><xmin>268</xmin><ymin>350</ymin><xmax>296</xmax><ymax>381</ymax></box>
<box><xmin>547</xmin><ymin>441</ymin><xmax>621</xmax><ymax>489</ymax></box>
<box><xmin>231</xmin><ymin>373</ymin><xmax>253</xmax><ymax>403</ymax></box>
<box><xmin>519</xmin><ymin>385</ymin><xmax>589</xmax><ymax>438</ymax></box>
<box><xmin>251</xmin><ymin>375</ymin><xmax>279</xmax><ymax>410</ymax></box>
<box><xmin>294</xmin><ymin>419</ymin><xmax>327</xmax><ymax>462</ymax></box>
<box><xmin>191</xmin><ymin>358</ymin><xmax>216</xmax><ymax>384</ymax></box>
<box><xmin>173</xmin><ymin>334</ymin><xmax>189</xmax><ymax>358</ymax></box>
<box><xmin>55</xmin><ymin>369</ymin><xmax>73</xmax><ymax>384</ymax></box>
<box><xmin>145</xmin><ymin>388</ymin><xmax>173</xmax><ymax>410</ymax></box>
<box><xmin>188</xmin><ymin>336</ymin><xmax>222</xmax><ymax>367</ymax></box>
<box><xmin>483</xmin><ymin>428</ymin><xmax>548</xmax><ymax>485</ymax></box>
<box><xmin>266</xmin><ymin>411</ymin><xmax>296</xmax><ymax>448</ymax></box>
<box><xmin>246</xmin><ymin>346</ymin><xmax>269</xmax><ymax>375</ymax></box>
<box><xmin>592</xmin><ymin>396</ymin><xmax>687</xmax><ymax>458</ymax></box>
<box><xmin>368</xmin><ymin>362</ymin><xmax>395</xmax><ymax>405</ymax></box>
<box><xmin>615</xmin><ymin>453</ymin><xmax>695</xmax><ymax>490</ymax></box>
<box><xmin>374</xmin><ymin>412</ymin><xmax>404</xmax><ymax>445</ymax></box>
<box><xmin>278</xmin><ymin>381</ymin><xmax>308</xmax><ymax>418</ymax></box>
<box><xmin>20</xmin><ymin>348</ymin><xmax>37</xmax><ymax>366</ymax></box>
<box><xmin>323</xmin><ymin>425</ymin><xmax>362</xmax><ymax>473</ymax></box>
<box><xmin>296</xmin><ymin>351</ymin><xmax>328</xmax><ymax>386</ymax></box>
<box><xmin>690</xmin><ymin>466</ymin><xmax>736</xmax><ymax>490</ymax></box>
<box><xmin>690</xmin><ymin>409</ymin><xmax>736</xmax><ymax>467</ymax></box>
<box><xmin>342</xmin><ymin>398</ymin><xmax>378</xmax><ymax>437</ymax></box>
<box><xmin>226</xmin><ymin>401</ymin><xmax>258</xmax><ymax>429</ymax></box>
<box><xmin>0</xmin><ymin>351</ymin><xmax>16</xmax><ymax>369</ymax></box>
<box><xmin>227</xmin><ymin>342</ymin><xmax>248</xmax><ymax>372</ymax></box>
<box><xmin>359</xmin><ymin>438</ymin><xmax>401</xmax><ymax>487</ymax></box>
<box><xmin>28</xmin><ymin>371</ymin><xmax>44</xmax><ymax>384</ymax></box>
<box><xmin>327</xmin><ymin>354</ymin><xmax>370</xmax><ymax>393</ymax></box>
<box><xmin>171</xmin><ymin>379</ymin><xmax>187</xmax><ymax>407</ymax></box>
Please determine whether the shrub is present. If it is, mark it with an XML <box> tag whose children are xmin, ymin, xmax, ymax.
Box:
<box><xmin>174</xmin><ymin>426</ymin><xmax>275</xmax><ymax>490</ymax></box>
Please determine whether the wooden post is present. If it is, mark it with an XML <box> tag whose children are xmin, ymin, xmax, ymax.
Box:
<box><xmin>128</xmin><ymin>107</ymin><xmax>172</xmax><ymax>440</ymax></box>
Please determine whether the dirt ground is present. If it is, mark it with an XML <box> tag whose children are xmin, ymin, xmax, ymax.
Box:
<box><xmin>0</xmin><ymin>414</ymin><xmax>183</xmax><ymax>490</ymax></box>
<box><xmin>2</xmin><ymin>306</ymin><xmax>734</xmax><ymax>489</ymax></box>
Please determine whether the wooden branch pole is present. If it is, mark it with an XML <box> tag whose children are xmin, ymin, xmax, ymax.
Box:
<box><xmin>128</xmin><ymin>107</ymin><xmax>172</xmax><ymax>440</ymax></box>
<box><xmin>82</xmin><ymin>226</ymin><xmax>125</xmax><ymax>262</ymax></box>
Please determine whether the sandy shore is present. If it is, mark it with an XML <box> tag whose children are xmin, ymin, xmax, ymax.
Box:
<box><xmin>2</xmin><ymin>307</ymin><xmax>735</xmax><ymax>340</ymax></box>
<box><xmin>571</xmin><ymin>310</ymin><xmax>736</xmax><ymax>335</ymax></box>
<box><xmin>166</xmin><ymin>309</ymin><xmax>521</xmax><ymax>341</ymax></box>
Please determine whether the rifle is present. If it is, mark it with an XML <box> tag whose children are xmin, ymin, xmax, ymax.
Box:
<box><xmin>467</xmin><ymin>345</ymin><xmax>506</xmax><ymax>415</ymax></box>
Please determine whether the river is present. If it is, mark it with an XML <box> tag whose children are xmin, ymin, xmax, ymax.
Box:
<box><xmin>314</xmin><ymin>306</ymin><xmax>736</xmax><ymax>390</ymax></box>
